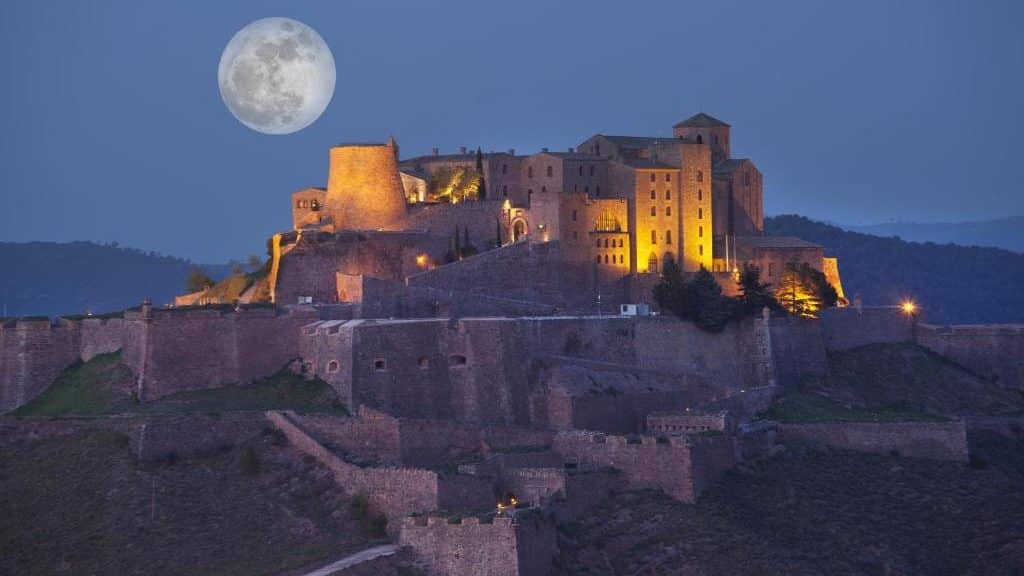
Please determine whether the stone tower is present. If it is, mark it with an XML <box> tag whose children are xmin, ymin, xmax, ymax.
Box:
<box><xmin>325</xmin><ymin>138</ymin><xmax>408</xmax><ymax>231</ymax></box>
<box><xmin>673</xmin><ymin>112</ymin><xmax>731</xmax><ymax>164</ymax></box>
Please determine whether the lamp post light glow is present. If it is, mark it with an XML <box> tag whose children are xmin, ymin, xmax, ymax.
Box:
<box><xmin>901</xmin><ymin>300</ymin><xmax>917</xmax><ymax>315</ymax></box>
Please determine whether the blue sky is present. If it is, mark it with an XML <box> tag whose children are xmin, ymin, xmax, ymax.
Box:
<box><xmin>1</xmin><ymin>0</ymin><xmax>1021</xmax><ymax>262</ymax></box>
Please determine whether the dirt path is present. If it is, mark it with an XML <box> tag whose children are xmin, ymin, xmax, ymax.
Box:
<box><xmin>295</xmin><ymin>545</ymin><xmax>399</xmax><ymax>576</ymax></box>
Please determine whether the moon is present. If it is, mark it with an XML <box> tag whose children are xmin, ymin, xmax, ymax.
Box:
<box><xmin>218</xmin><ymin>17</ymin><xmax>336</xmax><ymax>135</ymax></box>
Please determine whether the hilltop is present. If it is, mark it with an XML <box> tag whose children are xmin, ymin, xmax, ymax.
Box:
<box><xmin>766</xmin><ymin>215</ymin><xmax>1024</xmax><ymax>324</ymax></box>
<box><xmin>847</xmin><ymin>216</ymin><xmax>1024</xmax><ymax>254</ymax></box>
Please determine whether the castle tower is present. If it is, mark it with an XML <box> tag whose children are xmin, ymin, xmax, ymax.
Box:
<box><xmin>325</xmin><ymin>139</ymin><xmax>408</xmax><ymax>231</ymax></box>
<box><xmin>673</xmin><ymin>113</ymin><xmax>731</xmax><ymax>164</ymax></box>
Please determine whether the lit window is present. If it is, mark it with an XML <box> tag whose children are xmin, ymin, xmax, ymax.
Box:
<box><xmin>698</xmin><ymin>208</ymin><xmax>702</xmax><ymax>219</ymax></box>
<box><xmin>650</xmin><ymin>173</ymin><xmax>656</xmax><ymax>182</ymax></box>
<box><xmin>698</xmin><ymin>189</ymin><xmax>703</xmax><ymax>201</ymax></box>
<box><xmin>651</xmin><ymin>230</ymin><xmax>657</xmax><ymax>244</ymax></box>
<box><xmin>699</xmin><ymin>226</ymin><xmax>703</xmax><ymax>238</ymax></box>
<box><xmin>697</xmin><ymin>170</ymin><xmax>704</xmax><ymax>183</ymax></box>
<box><xmin>665</xmin><ymin>173</ymin><xmax>671</xmax><ymax>182</ymax></box>
<box><xmin>650</xmin><ymin>190</ymin><xmax>656</xmax><ymax>200</ymax></box>
<box><xmin>666</xmin><ymin>190</ymin><xmax>671</xmax><ymax>200</ymax></box>
<box><xmin>666</xmin><ymin>206</ymin><xmax>672</xmax><ymax>216</ymax></box>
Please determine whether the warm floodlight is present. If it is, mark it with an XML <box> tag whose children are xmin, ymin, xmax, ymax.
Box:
<box><xmin>901</xmin><ymin>300</ymin><xmax>917</xmax><ymax>315</ymax></box>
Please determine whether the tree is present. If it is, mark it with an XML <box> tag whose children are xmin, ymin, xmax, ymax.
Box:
<box><xmin>690</xmin><ymin>267</ymin><xmax>737</xmax><ymax>332</ymax></box>
<box><xmin>652</xmin><ymin>259</ymin><xmax>692</xmax><ymax>319</ymax></box>
<box><xmin>737</xmin><ymin>265</ymin><xmax>780</xmax><ymax>316</ymax></box>
<box><xmin>429</xmin><ymin>166</ymin><xmax>481</xmax><ymax>203</ymax></box>
<box><xmin>454</xmin><ymin>227</ymin><xmax>462</xmax><ymax>259</ymax></box>
<box><xmin>495</xmin><ymin>218</ymin><xmax>503</xmax><ymax>247</ymax></box>
<box><xmin>774</xmin><ymin>262</ymin><xmax>837</xmax><ymax>318</ymax></box>
<box><xmin>475</xmin><ymin>147</ymin><xmax>487</xmax><ymax>200</ymax></box>
<box><xmin>460</xmin><ymin>226</ymin><xmax>478</xmax><ymax>258</ymax></box>
<box><xmin>185</xmin><ymin>268</ymin><xmax>214</xmax><ymax>293</ymax></box>
<box><xmin>231</xmin><ymin>262</ymin><xmax>245</xmax><ymax>276</ymax></box>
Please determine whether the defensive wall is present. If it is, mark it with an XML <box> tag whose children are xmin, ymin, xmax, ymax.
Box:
<box><xmin>917</xmin><ymin>323</ymin><xmax>1024</xmax><ymax>390</ymax></box>
<box><xmin>551</xmin><ymin>430</ymin><xmax>737</xmax><ymax>503</ymax></box>
<box><xmin>266</xmin><ymin>411</ymin><xmax>495</xmax><ymax>534</ymax></box>
<box><xmin>400</xmin><ymin>512</ymin><xmax>558</xmax><ymax>576</ymax></box>
<box><xmin>819</xmin><ymin>306</ymin><xmax>914</xmax><ymax>351</ymax></box>
<box><xmin>776</xmin><ymin>420</ymin><xmax>969</xmax><ymax>462</ymax></box>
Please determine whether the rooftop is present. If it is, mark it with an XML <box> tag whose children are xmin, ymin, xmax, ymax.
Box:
<box><xmin>735</xmin><ymin>236</ymin><xmax>822</xmax><ymax>249</ymax></box>
<box><xmin>673</xmin><ymin>112</ymin><xmax>730</xmax><ymax>128</ymax></box>
<box><xmin>598</xmin><ymin>135</ymin><xmax>687</xmax><ymax>149</ymax></box>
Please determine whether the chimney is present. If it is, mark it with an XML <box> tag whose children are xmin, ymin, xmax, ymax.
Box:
<box><xmin>460</xmin><ymin>146</ymin><xmax>467</xmax><ymax>154</ymax></box>
<box><xmin>432</xmin><ymin>147</ymin><xmax>439</xmax><ymax>156</ymax></box>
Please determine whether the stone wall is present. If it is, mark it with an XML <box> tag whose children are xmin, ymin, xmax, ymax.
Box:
<box><xmin>647</xmin><ymin>411</ymin><xmax>732</xmax><ymax>434</ymax></box>
<box><xmin>552</xmin><ymin>430</ymin><xmax>736</xmax><ymax>503</ymax></box>
<box><xmin>0</xmin><ymin>318</ymin><xmax>80</xmax><ymax>412</ymax></box>
<box><xmin>776</xmin><ymin>420</ymin><xmax>968</xmax><ymax>462</ymax></box>
<box><xmin>917</xmin><ymin>324</ymin><xmax>1024</xmax><ymax>390</ymax></box>
<box><xmin>768</xmin><ymin>316</ymin><xmax>828</xmax><ymax>386</ymax></box>
<box><xmin>400</xmin><ymin>513</ymin><xmax>557</xmax><ymax>576</ymax></box>
<box><xmin>820</xmin><ymin>306</ymin><xmax>914</xmax><ymax>351</ymax></box>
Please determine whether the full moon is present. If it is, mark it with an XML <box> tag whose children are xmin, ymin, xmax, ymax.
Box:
<box><xmin>218</xmin><ymin>17</ymin><xmax>336</xmax><ymax>135</ymax></box>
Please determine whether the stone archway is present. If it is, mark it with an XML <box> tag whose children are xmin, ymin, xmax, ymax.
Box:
<box><xmin>512</xmin><ymin>218</ymin><xmax>528</xmax><ymax>242</ymax></box>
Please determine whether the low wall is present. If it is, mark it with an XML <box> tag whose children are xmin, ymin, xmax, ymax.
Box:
<box><xmin>400</xmin><ymin>513</ymin><xmax>557</xmax><ymax>576</ymax></box>
<box><xmin>917</xmin><ymin>324</ymin><xmax>1024</xmax><ymax>390</ymax></box>
<box><xmin>777</xmin><ymin>420</ymin><xmax>968</xmax><ymax>462</ymax></box>
<box><xmin>820</xmin><ymin>306</ymin><xmax>914</xmax><ymax>351</ymax></box>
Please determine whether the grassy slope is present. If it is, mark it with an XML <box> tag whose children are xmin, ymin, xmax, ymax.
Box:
<box><xmin>14</xmin><ymin>353</ymin><xmax>347</xmax><ymax>417</ymax></box>
<box><xmin>0</xmin><ymin>429</ymin><xmax>383</xmax><ymax>576</ymax></box>
<box><xmin>556</xmin><ymin>449</ymin><xmax>1024</xmax><ymax>576</ymax></box>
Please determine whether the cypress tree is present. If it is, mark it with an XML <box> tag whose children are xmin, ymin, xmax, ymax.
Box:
<box><xmin>475</xmin><ymin>147</ymin><xmax>487</xmax><ymax>200</ymax></box>
<box><xmin>454</xmin><ymin>227</ymin><xmax>462</xmax><ymax>259</ymax></box>
<box><xmin>495</xmin><ymin>218</ymin><xmax>503</xmax><ymax>247</ymax></box>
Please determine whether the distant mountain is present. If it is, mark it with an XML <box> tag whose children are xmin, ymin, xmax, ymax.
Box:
<box><xmin>766</xmin><ymin>215</ymin><xmax>1024</xmax><ymax>324</ymax></box>
<box><xmin>0</xmin><ymin>242</ymin><xmax>232</xmax><ymax>318</ymax></box>
<box><xmin>845</xmin><ymin>216</ymin><xmax>1024</xmax><ymax>254</ymax></box>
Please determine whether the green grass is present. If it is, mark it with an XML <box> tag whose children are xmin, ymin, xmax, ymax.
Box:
<box><xmin>759</xmin><ymin>392</ymin><xmax>946</xmax><ymax>423</ymax></box>
<box><xmin>12</xmin><ymin>352</ymin><xmax>137</xmax><ymax>417</ymax></box>
<box><xmin>13</xmin><ymin>353</ymin><xmax>346</xmax><ymax>417</ymax></box>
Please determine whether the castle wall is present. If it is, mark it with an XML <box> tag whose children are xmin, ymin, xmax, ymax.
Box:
<box><xmin>0</xmin><ymin>319</ymin><xmax>80</xmax><ymax>412</ymax></box>
<box><xmin>767</xmin><ymin>316</ymin><xmax>828</xmax><ymax>387</ymax></box>
<box><xmin>820</xmin><ymin>306</ymin><xmax>914</xmax><ymax>351</ymax></box>
<box><xmin>288</xmin><ymin>409</ymin><xmax>403</xmax><ymax>465</ymax></box>
<box><xmin>401</xmin><ymin>199</ymin><xmax>508</xmax><ymax>251</ymax></box>
<box><xmin>679</xmin><ymin>143</ymin><xmax>713</xmax><ymax>271</ymax></box>
<box><xmin>401</xmin><ymin>516</ymin><xmax>524</xmax><ymax>576</ymax></box>
<box><xmin>917</xmin><ymin>324</ymin><xmax>1024</xmax><ymax>390</ymax></box>
<box><xmin>776</xmin><ymin>420</ymin><xmax>969</xmax><ymax>462</ymax></box>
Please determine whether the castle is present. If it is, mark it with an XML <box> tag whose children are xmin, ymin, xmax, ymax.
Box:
<box><xmin>4</xmin><ymin>112</ymin><xmax>1022</xmax><ymax>576</ymax></box>
<box><xmin>257</xmin><ymin>112</ymin><xmax>845</xmax><ymax>313</ymax></box>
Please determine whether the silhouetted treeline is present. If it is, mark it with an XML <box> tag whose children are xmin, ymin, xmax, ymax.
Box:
<box><xmin>0</xmin><ymin>242</ymin><xmax>231</xmax><ymax>318</ymax></box>
<box><xmin>766</xmin><ymin>215</ymin><xmax>1024</xmax><ymax>324</ymax></box>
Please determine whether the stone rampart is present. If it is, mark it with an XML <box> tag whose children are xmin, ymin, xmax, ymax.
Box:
<box><xmin>776</xmin><ymin>420</ymin><xmax>968</xmax><ymax>462</ymax></box>
<box><xmin>400</xmin><ymin>512</ymin><xmax>557</xmax><ymax>576</ymax></box>
<box><xmin>0</xmin><ymin>318</ymin><xmax>80</xmax><ymax>412</ymax></box>
<box><xmin>917</xmin><ymin>323</ymin><xmax>1024</xmax><ymax>390</ymax></box>
<box><xmin>820</xmin><ymin>306</ymin><xmax>914</xmax><ymax>351</ymax></box>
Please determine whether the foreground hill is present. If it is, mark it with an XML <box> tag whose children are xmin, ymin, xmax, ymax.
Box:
<box><xmin>848</xmin><ymin>216</ymin><xmax>1024</xmax><ymax>254</ymax></box>
<box><xmin>0</xmin><ymin>242</ymin><xmax>231</xmax><ymax>318</ymax></box>
<box><xmin>766</xmin><ymin>215</ymin><xmax>1024</xmax><ymax>324</ymax></box>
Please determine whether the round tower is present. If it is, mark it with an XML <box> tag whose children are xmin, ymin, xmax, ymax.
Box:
<box><xmin>325</xmin><ymin>139</ymin><xmax>408</xmax><ymax>231</ymax></box>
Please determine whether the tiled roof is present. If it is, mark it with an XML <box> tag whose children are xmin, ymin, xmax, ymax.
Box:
<box><xmin>735</xmin><ymin>236</ymin><xmax>821</xmax><ymax>249</ymax></box>
<box><xmin>673</xmin><ymin>112</ymin><xmax>730</xmax><ymax>128</ymax></box>
<box><xmin>712</xmin><ymin>159</ymin><xmax>748</xmax><ymax>177</ymax></box>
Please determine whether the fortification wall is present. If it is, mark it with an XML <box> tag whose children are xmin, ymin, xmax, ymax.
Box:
<box><xmin>776</xmin><ymin>420</ymin><xmax>968</xmax><ymax>462</ymax></box>
<box><xmin>917</xmin><ymin>324</ymin><xmax>1024</xmax><ymax>390</ymax></box>
<box><xmin>699</xmin><ymin>385</ymin><xmax>781</xmax><ymax>422</ymax></box>
<box><xmin>133</xmin><ymin>413</ymin><xmax>266</xmax><ymax>462</ymax></box>
<box><xmin>400</xmin><ymin>513</ymin><xmax>557</xmax><ymax>576</ymax></box>
<box><xmin>79</xmin><ymin>317</ymin><xmax>127</xmax><ymax>361</ymax></box>
<box><xmin>0</xmin><ymin>319</ymin><xmax>80</xmax><ymax>412</ymax></box>
<box><xmin>288</xmin><ymin>409</ymin><xmax>402</xmax><ymax>465</ymax></box>
<box><xmin>768</xmin><ymin>316</ymin><xmax>827</xmax><ymax>387</ymax></box>
<box><xmin>820</xmin><ymin>306</ymin><xmax>913</xmax><ymax>351</ymax></box>
<box><xmin>402</xmin><ymin>199</ymin><xmax>508</xmax><ymax>251</ymax></box>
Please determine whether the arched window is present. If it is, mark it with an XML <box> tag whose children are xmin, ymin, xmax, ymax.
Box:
<box><xmin>604</xmin><ymin>254</ymin><xmax>609</xmax><ymax>264</ymax></box>
<box><xmin>666</xmin><ymin>230</ymin><xmax>673</xmax><ymax>244</ymax></box>
<box><xmin>666</xmin><ymin>190</ymin><xmax>671</xmax><ymax>201</ymax></box>
<box><xmin>619</xmin><ymin>254</ymin><xmax>624</xmax><ymax>264</ymax></box>
<box><xmin>665</xmin><ymin>206</ymin><xmax>672</xmax><ymax>216</ymax></box>
<box><xmin>650</xmin><ymin>190</ymin><xmax>656</xmax><ymax>200</ymax></box>
<box><xmin>651</xmin><ymin>230</ymin><xmax>657</xmax><ymax>244</ymax></box>
<box><xmin>546</xmin><ymin>166</ymin><xmax>553</xmax><ymax>177</ymax></box>
<box><xmin>418</xmin><ymin>356</ymin><xmax>430</xmax><ymax>370</ymax></box>
<box><xmin>665</xmin><ymin>173</ymin><xmax>671</xmax><ymax>182</ymax></box>
<box><xmin>327</xmin><ymin>360</ymin><xmax>340</xmax><ymax>373</ymax></box>
<box><xmin>604</xmin><ymin>239</ymin><xmax>609</xmax><ymax>248</ymax></box>
<box><xmin>595</xmin><ymin>255</ymin><xmax>601</xmax><ymax>263</ymax></box>
<box><xmin>650</xmin><ymin>206</ymin><xmax>656</xmax><ymax>217</ymax></box>
<box><xmin>650</xmin><ymin>173</ymin><xmax>656</xmax><ymax>183</ymax></box>
<box><xmin>696</xmin><ymin>134</ymin><xmax>703</xmax><ymax>144</ymax></box>
<box><xmin>697</xmin><ymin>170</ymin><xmax>704</xmax><ymax>183</ymax></box>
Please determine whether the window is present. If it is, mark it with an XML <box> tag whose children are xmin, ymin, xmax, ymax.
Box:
<box><xmin>528</xmin><ymin>188</ymin><xmax>533</xmax><ymax>196</ymax></box>
<box><xmin>666</xmin><ymin>190</ymin><xmax>671</xmax><ymax>201</ymax></box>
<box><xmin>619</xmin><ymin>254</ymin><xmax>625</xmax><ymax>263</ymax></box>
<box><xmin>666</xmin><ymin>206</ymin><xmax>672</xmax><ymax>216</ymax></box>
<box><xmin>578</xmin><ymin>166</ymin><xmax>583</xmax><ymax>176</ymax></box>
<box><xmin>768</xmin><ymin>262</ymin><xmax>775</xmax><ymax>277</ymax></box>
<box><xmin>604</xmin><ymin>254</ymin><xmax>609</xmax><ymax>264</ymax></box>
<box><xmin>573</xmin><ymin>231</ymin><xmax>578</xmax><ymax>240</ymax></box>
<box><xmin>546</xmin><ymin>166</ymin><xmax>553</xmax><ymax>177</ymax></box>
<box><xmin>502</xmin><ymin>164</ymin><xmax>508</xmax><ymax>175</ymax></box>
<box><xmin>596</xmin><ymin>239</ymin><xmax>601</xmax><ymax>248</ymax></box>
<box><xmin>449</xmin><ymin>354</ymin><xmax>467</xmax><ymax>367</ymax></box>
<box><xmin>697</xmin><ymin>170</ymin><xmax>704</xmax><ymax>183</ymax></box>
<box><xmin>604</xmin><ymin>239</ymin><xmax>610</xmax><ymax>248</ymax></box>
<box><xmin>696</xmin><ymin>134</ymin><xmax>703</xmax><ymax>144</ymax></box>
<box><xmin>503</xmin><ymin>185</ymin><xmax>508</xmax><ymax>196</ymax></box>
<box><xmin>572</xmin><ymin>209</ymin><xmax>578</xmax><ymax>222</ymax></box>
<box><xmin>573</xmin><ymin>184</ymin><xmax>577</xmax><ymax>192</ymax></box>
<box><xmin>698</xmin><ymin>208</ymin><xmax>703</xmax><ymax>219</ymax></box>
<box><xmin>698</xmin><ymin>189</ymin><xmax>703</xmax><ymax>201</ymax></box>
<box><xmin>650</xmin><ymin>173</ymin><xmax>656</xmax><ymax>182</ymax></box>
<box><xmin>618</xmin><ymin>239</ymin><xmax>624</xmax><ymax>247</ymax></box>
<box><xmin>296</xmin><ymin>200</ymin><xmax>303</xmax><ymax>209</ymax></box>
<box><xmin>542</xmin><ymin>186</ymin><xmax>547</xmax><ymax>193</ymax></box>
<box><xmin>650</xmin><ymin>206</ymin><xmax>656</xmax><ymax>217</ymax></box>
<box><xmin>651</xmin><ymin>230</ymin><xmax>657</xmax><ymax>244</ymax></box>
<box><xmin>590</xmin><ymin>165</ymin><xmax>595</xmax><ymax>176</ymax></box>
<box><xmin>528</xmin><ymin>166</ymin><xmax>534</xmax><ymax>178</ymax></box>
<box><xmin>374</xmin><ymin>359</ymin><xmax>387</xmax><ymax>372</ymax></box>
<box><xmin>666</xmin><ymin>230</ymin><xmax>673</xmax><ymax>244</ymax></box>
<box><xmin>699</xmin><ymin>225</ymin><xmax>703</xmax><ymax>238</ymax></box>
<box><xmin>650</xmin><ymin>190</ymin><xmax>656</xmax><ymax>200</ymax></box>
<box><xmin>310</xmin><ymin>200</ymin><xmax>320</xmax><ymax>211</ymax></box>
<box><xmin>417</xmin><ymin>356</ymin><xmax>430</xmax><ymax>370</ymax></box>
<box><xmin>595</xmin><ymin>255</ymin><xmax>601</xmax><ymax>263</ymax></box>
<box><xmin>595</xmin><ymin>185</ymin><xmax>601</xmax><ymax>196</ymax></box>
<box><xmin>665</xmin><ymin>173</ymin><xmax>671</xmax><ymax>182</ymax></box>
<box><xmin>327</xmin><ymin>360</ymin><xmax>340</xmax><ymax>373</ymax></box>
<box><xmin>585</xmin><ymin>186</ymin><xmax>589</xmax><ymax>194</ymax></box>
<box><xmin>699</xmin><ymin>245</ymin><xmax>704</xmax><ymax>256</ymax></box>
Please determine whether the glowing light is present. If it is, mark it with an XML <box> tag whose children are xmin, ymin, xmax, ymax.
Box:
<box><xmin>416</xmin><ymin>254</ymin><xmax>429</xmax><ymax>268</ymax></box>
<box><xmin>901</xmin><ymin>300</ymin><xmax>917</xmax><ymax>315</ymax></box>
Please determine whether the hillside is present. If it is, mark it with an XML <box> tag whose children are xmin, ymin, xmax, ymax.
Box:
<box><xmin>0</xmin><ymin>241</ymin><xmax>232</xmax><ymax>318</ymax></box>
<box><xmin>766</xmin><ymin>215</ymin><xmax>1024</xmax><ymax>324</ymax></box>
<box><xmin>848</xmin><ymin>216</ymin><xmax>1024</xmax><ymax>254</ymax></box>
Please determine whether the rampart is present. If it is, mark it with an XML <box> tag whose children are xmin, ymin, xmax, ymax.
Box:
<box><xmin>0</xmin><ymin>318</ymin><xmax>80</xmax><ymax>412</ymax></box>
<box><xmin>917</xmin><ymin>323</ymin><xmax>1024</xmax><ymax>390</ymax></box>
<box><xmin>551</xmin><ymin>430</ymin><xmax>737</xmax><ymax>502</ymax></box>
<box><xmin>400</xmin><ymin>512</ymin><xmax>557</xmax><ymax>576</ymax></box>
<box><xmin>820</xmin><ymin>306</ymin><xmax>914</xmax><ymax>351</ymax></box>
<box><xmin>776</xmin><ymin>420</ymin><xmax>968</xmax><ymax>462</ymax></box>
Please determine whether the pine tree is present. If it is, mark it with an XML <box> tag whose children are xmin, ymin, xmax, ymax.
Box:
<box><xmin>737</xmin><ymin>265</ymin><xmax>779</xmax><ymax>316</ymax></box>
<box><xmin>475</xmin><ymin>147</ymin><xmax>487</xmax><ymax>200</ymax></box>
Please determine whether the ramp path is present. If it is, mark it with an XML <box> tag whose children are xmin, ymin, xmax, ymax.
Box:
<box><xmin>294</xmin><ymin>544</ymin><xmax>398</xmax><ymax>576</ymax></box>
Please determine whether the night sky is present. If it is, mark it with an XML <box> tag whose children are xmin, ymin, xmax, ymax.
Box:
<box><xmin>1</xmin><ymin>0</ymin><xmax>1021</xmax><ymax>262</ymax></box>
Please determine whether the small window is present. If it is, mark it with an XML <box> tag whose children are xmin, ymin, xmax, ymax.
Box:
<box><xmin>573</xmin><ymin>231</ymin><xmax>578</xmax><ymax>240</ymax></box>
<box><xmin>698</xmin><ymin>189</ymin><xmax>703</xmax><ymax>201</ymax></box>
<box><xmin>572</xmin><ymin>209</ymin><xmax>578</xmax><ymax>221</ymax></box>
<box><xmin>604</xmin><ymin>254</ymin><xmax>609</xmax><ymax>264</ymax></box>
<box><xmin>502</xmin><ymin>164</ymin><xmax>508</xmax><ymax>175</ymax></box>
<box><xmin>590</xmin><ymin>166</ymin><xmax>595</xmax><ymax>176</ymax></box>
<box><xmin>666</xmin><ymin>230</ymin><xmax>673</xmax><ymax>244</ymax></box>
<box><xmin>699</xmin><ymin>245</ymin><xmax>704</xmax><ymax>256</ymax></box>
<box><xmin>595</xmin><ymin>255</ymin><xmax>601</xmax><ymax>263</ymax></box>
<box><xmin>296</xmin><ymin>200</ymin><xmax>303</xmax><ymax>209</ymax></box>
<box><xmin>650</xmin><ymin>206</ymin><xmax>656</xmax><ymax>217</ymax></box>
<box><xmin>619</xmin><ymin>254</ymin><xmax>624</xmax><ymax>263</ymax></box>
<box><xmin>665</xmin><ymin>174</ymin><xmax>671</xmax><ymax>182</ymax></box>
<box><xmin>528</xmin><ymin>166</ymin><xmax>534</xmax><ymax>178</ymax></box>
<box><xmin>697</xmin><ymin>170</ymin><xmax>704</xmax><ymax>183</ymax></box>
<box><xmin>618</xmin><ymin>239</ymin><xmax>624</xmax><ymax>247</ymax></box>
<box><xmin>666</xmin><ymin>190</ymin><xmax>671</xmax><ymax>201</ymax></box>
<box><xmin>546</xmin><ymin>166</ymin><xmax>553</xmax><ymax>177</ymax></box>
<box><xmin>745</xmin><ymin>171</ymin><xmax>751</xmax><ymax>186</ymax></box>
<box><xmin>374</xmin><ymin>359</ymin><xmax>387</xmax><ymax>372</ymax></box>
<box><xmin>699</xmin><ymin>226</ymin><xmax>703</xmax><ymax>238</ymax></box>
<box><xmin>528</xmin><ymin>188</ymin><xmax>533</xmax><ymax>196</ymax></box>
<box><xmin>418</xmin><ymin>356</ymin><xmax>430</xmax><ymax>370</ymax></box>
<box><xmin>542</xmin><ymin>186</ymin><xmax>547</xmax><ymax>193</ymax></box>
<box><xmin>327</xmin><ymin>360</ymin><xmax>340</xmax><ymax>373</ymax></box>
<box><xmin>595</xmin><ymin>239</ymin><xmax>601</xmax><ymax>248</ymax></box>
<box><xmin>698</xmin><ymin>208</ymin><xmax>703</xmax><ymax>219</ymax></box>
<box><xmin>666</xmin><ymin>206</ymin><xmax>672</xmax><ymax>216</ymax></box>
<box><xmin>595</xmin><ymin>185</ymin><xmax>601</xmax><ymax>196</ymax></box>
<box><xmin>578</xmin><ymin>166</ymin><xmax>583</xmax><ymax>176</ymax></box>
<box><xmin>649</xmin><ymin>173</ymin><xmax>656</xmax><ymax>183</ymax></box>
<box><xmin>449</xmin><ymin>354</ymin><xmax>467</xmax><ymax>366</ymax></box>
<box><xmin>503</xmin><ymin>185</ymin><xmax>508</xmax><ymax>196</ymax></box>
<box><xmin>650</xmin><ymin>190</ymin><xmax>656</xmax><ymax>200</ymax></box>
<box><xmin>585</xmin><ymin>186</ymin><xmax>589</xmax><ymax>194</ymax></box>
<box><xmin>604</xmin><ymin>239</ymin><xmax>610</xmax><ymax>248</ymax></box>
<box><xmin>651</xmin><ymin>230</ymin><xmax>657</xmax><ymax>244</ymax></box>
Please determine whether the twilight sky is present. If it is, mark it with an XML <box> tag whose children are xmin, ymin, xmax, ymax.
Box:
<box><xmin>1</xmin><ymin>0</ymin><xmax>1021</xmax><ymax>262</ymax></box>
